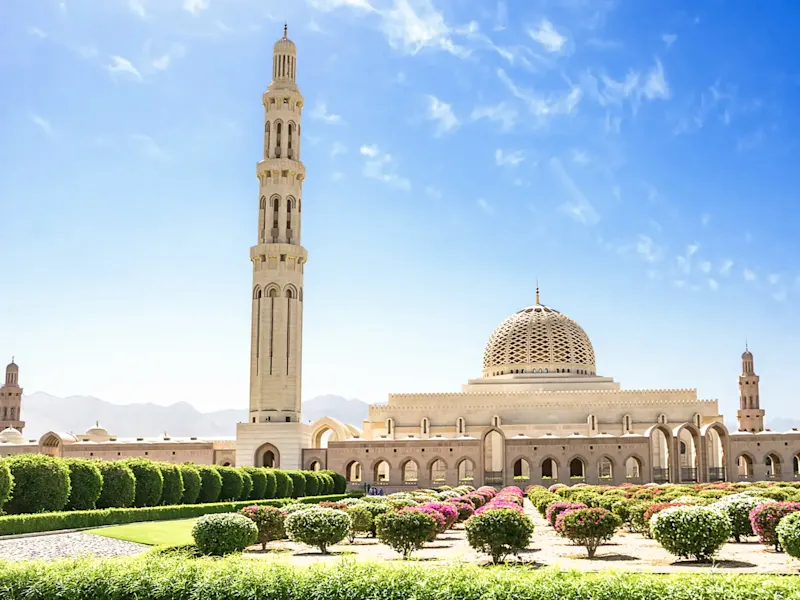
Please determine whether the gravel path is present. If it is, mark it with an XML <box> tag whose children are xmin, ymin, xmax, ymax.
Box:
<box><xmin>0</xmin><ymin>532</ymin><xmax>148</xmax><ymax>562</ymax></box>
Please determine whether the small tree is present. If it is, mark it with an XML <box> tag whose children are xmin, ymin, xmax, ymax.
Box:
<box><xmin>263</xmin><ymin>469</ymin><xmax>278</xmax><ymax>499</ymax></box>
<box><xmin>651</xmin><ymin>506</ymin><xmax>731</xmax><ymax>561</ymax></box>
<box><xmin>271</xmin><ymin>470</ymin><xmax>292</xmax><ymax>498</ymax></box>
<box><xmin>545</xmin><ymin>502</ymin><xmax>587</xmax><ymax>528</ymax></box>
<box><xmin>345</xmin><ymin>504</ymin><xmax>373</xmax><ymax>542</ymax></box>
<box><xmin>5</xmin><ymin>454</ymin><xmax>71</xmax><ymax>514</ymax></box>
<box><xmin>284</xmin><ymin>507</ymin><xmax>350</xmax><ymax>553</ymax></box>
<box><xmin>65</xmin><ymin>459</ymin><xmax>103</xmax><ymax>510</ymax></box>
<box><xmin>239</xmin><ymin>505</ymin><xmax>286</xmax><ymax>550</ymax></box>
<box><xmin>243</xmin><ymin>467</ymin><xmax>267</xmax><ymax>500</ymax></box>
<box><xmin>192</xmin><ymin>513</ymin><xmax>258</xmax><ymax>556</ymax></box>
<box><xmin>555</xmin><ymin>507</ymin><xmax>621</xmax><ymax>558</ymax></box>
<box><xmin>214</xmin><ymin>466</ymin><xmax>244</xmax><ymax>502</ymax></box>
<box><xmin>302</xmin><ymin>471</ymin><xmax>319</xmax><ymax>496</ymax></box>
<box><xmin>465</xmin><ymin>509</ymin><xmax>534</xmax><ymax>564</ymax></box>
<box><xmin>286</xmin><ymin>471</ymin><xmax>306</xmax><ymax>498</ymax></box>
<box><xmin>195</xmin><ymin>465</ymin><xmax>223</xmax><ymax>504</ymax></box>
<box><xmin>96</xmin><ymin>462</ymin><xmax>136</xmax><ymax>508</ymax></box>
<box><xmin>711</xmin><ymin>494</ymin><xmax>775</xmax><ymax>542</ymax></box>
<box><xmin>376</xmin><ymin>509</ymin><xmax>438</xmax><ymax>559</ymax></box>
<box><xmin>749</xmin><ymin>502</ymin><xmax>800</xmax><ymax>551</ymax></box>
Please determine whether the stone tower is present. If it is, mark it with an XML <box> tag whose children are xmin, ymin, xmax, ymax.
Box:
<box><xmin>737</xmin><ymin>345</ymin><xmax>765</xmax><ymax>432</ymax></box>
<box><xmin>0</xmin><ymin>359</ymin><xmax>25</xmax><ymax>432</ymax></box>
<box><xmin>236</xmin><ymin>26</ymin><xmax>311</xmax><ymax>468</ymax></box>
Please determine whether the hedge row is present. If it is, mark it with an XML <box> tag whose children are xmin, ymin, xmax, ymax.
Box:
<box><xmin>0</xmin><ymin>454</ymin><xmax>346</xmax><ymax>514</ymax></box>
<box><xmin>1</xmin><ymin>559</ymin><xmax>798</xmax><ymax>599</ymax></box>
<box><xmin>0</xmin><ymin>494</ymin><xmax>353</xmax><ymax>537</ymax></box>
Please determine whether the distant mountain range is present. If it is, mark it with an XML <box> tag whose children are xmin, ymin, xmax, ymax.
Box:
<box><xmin>17</xmin><ymin>392</ymin><xmax>373</xmax><ymax>439</ymax></box>
<box><xmin>14</xmin><ymin>392</ymin><xmax>800</xmax><ymax>440</ymax></box>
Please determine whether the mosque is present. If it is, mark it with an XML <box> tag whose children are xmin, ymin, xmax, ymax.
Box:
<box><xmin>3</xmin><ymin>28</ymin><xmax>800</xmax><ymax>490</ymax></box>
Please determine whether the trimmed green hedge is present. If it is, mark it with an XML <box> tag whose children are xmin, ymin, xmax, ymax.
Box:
<box><xmin>0</xmin><ymin>559</ymin><xmax>798</xmax><ymax>599</ymax></box>
<box><xmin>0</xmin><ymin>494</ymin><xmax>352</xmax><ymax>537</ymax></box>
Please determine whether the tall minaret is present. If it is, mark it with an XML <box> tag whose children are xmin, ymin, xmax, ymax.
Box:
<box><xmin>237</xmin><ymin>26</ymin><xmax>310</xmax><ymax>469</ymax></box>
<box><xmin>737</xmin><ymin>345</ymin><xmax>765</xmax><ymax>432</ymax></box>
<box><xmin>0</xmin><ymin>359</ymin><xmax>25</xmax><ymax>432</ymax></box>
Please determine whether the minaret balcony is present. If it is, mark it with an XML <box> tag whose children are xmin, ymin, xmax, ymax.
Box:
<box><xmin>256</xmin><ymin>158</ymin><xmax>305</xmax><ymax>179</ymax></box>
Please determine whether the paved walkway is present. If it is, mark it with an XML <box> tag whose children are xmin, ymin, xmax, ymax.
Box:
<box><xmin>0</xmin><ymin>532</ymin><xmax>147</xmax><ymax>562</ymax></box>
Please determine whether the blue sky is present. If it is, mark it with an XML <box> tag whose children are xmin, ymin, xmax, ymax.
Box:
<box><xmin>1</xmin><ymin>0</ymin><xmax>799</xmax><ymax>425</ymax></box>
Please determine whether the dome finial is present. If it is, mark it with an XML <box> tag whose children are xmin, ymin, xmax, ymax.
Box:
<box><xmin>283</xmin><ymin>21</ymin><xmax>288</xmax><ymax>39</ymax></box>
<box><xmin>535</xmin><ymin>279</ymin><xmax>540</xmax><ymax>305</ymax></box>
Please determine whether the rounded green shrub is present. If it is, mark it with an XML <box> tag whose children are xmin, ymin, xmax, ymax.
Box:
<box><xmin>196</xmin><ymin>465</ymin><xmax>223</xmax><ymax>503</ymax></box>
<box><xmin>322</xmin><ymin>469</ymin><xmax>347</xmax><ymax>495</ymax></box>
<box><xmin>0</xmin><ymin>458</ymin><xmax>14</xmax><ymax>509</ymax></box>
<box><xmin>465</xmin><ymin>509</ymin><xmax>534</xmax><ymax>564</ymax></box>
<box><xmin>239</xmin><ymin>505</ymin><xmax>286</xmax><ymax>549</ymax></box>
<box><xmin>776</xmin><ymin>511</ymin><xmax>800</xmax><ymax>558</ymax></box>
<box><xmin>362</xmin><ymin>501</ymin><xmax>391</xmax><ymax>536</ymax></box>
<box><xmin>710</xmin><ymin>494</ymin><xmax>774</xmax><ymax>542</ymax></box>
<box><xmin>64</xmin><ymin>459</ymin><xmax>103</xmax><ymax>510</ymax></box>
<box><xmin>192</xmin><ymin>513</ymin><xmax>258</xmax><ymax>556</ymax></box>
<box><xmin>286</xmin><ymin>471</ymin><xmax>306</xmax><ymax>498</ymax></box>
<box><xmin>179</xmin><ymin>464</ymin><xmax>201</xmax><ymax>504</ymax></box>
<box><xmin>554</xmin><ymin>507</ymin><xmax>621</xmax><ymax>558</ymax></box>
<box><xmin>318</xmin><ymin>473</ymin><xmax>334</xmax><ymax>495</ymax></box>
<box><xmin>124</xmin><ymin>458</ymin><xmax>163</xmax><ymax>507</ymax></box>
<box><xmin>285</xmin><ymin>507</ymin><xmax>350</xmax><ymax>553</ymax></box>
<box><xmin>158</xmin><ymin>463</ymin><xmax>184</xmax><ymax>506</ymax></box>
<box><xmin>272</xmin><ymin>469</ymin><xmax>292</xmax><ymax>498</ymax></box>
<box><xmin>650</xmin><ymin>505</ymin><xmax>731</xmax><ymax>561</ymax></box>
<box><xmin>96</xmin><ymin>461</ymin><xmax>136</xmax><ymax>508</ymax></box>
<box><xmin>214</xmin><ymin>466</ymin><xmax>244</xmax><ymax>502</ymax></box>
<box><xmin>5</xmin><ymin>454</ymin><xmax>71</xmax><ymax>514</ymax></box>
<box><xmin>263</xmin><ymin>469</ymin><xmax>278</xmax><ymax>499</ymax></box>
<box><xmin>376</xmin><ymin>509</ymin><xmax>438</xmax><ymax>559</ymax></box>
<box><xmin>345</xmin><ymin>503</ymin><xmax>373</xmax><ymax>542</ymax></box>
<box><xmin>243</xmin><ymin>467</ymin><xmax>267</xmax><ymax>500</ymax></box>
<box><xmin>302</xmin><ymin>471</ymin><xmax>319</xmax><ymax>497</ymax></box>
<box><xmin>238</xmin><ymin>469</ymin><xmax>253</xmax><ymax>501</ymax></box>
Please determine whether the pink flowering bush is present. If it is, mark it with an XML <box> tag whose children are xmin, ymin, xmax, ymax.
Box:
<box><xmin>548</xmin><ymin>483</ymin><xmax>567</xmax><ymax>493</ymax></box>
<box><xmin>465</xmin><ymin>493</ymin><xmax>486</xmax><ymax>508</ymax></box>
<box><xmin>239</xmin><ymin>505</ymin><xmax>286</xmax><ymax>549</ymax></box>
<box><xmin>447</xmin><ymin>499</ymin><xmax>475</xmax><ymax>522</ymax></box>
<box><xmin>555</xmin><ymin>507</ymin><xmax>621</xmax><ymax>558</ymax></box>
<box><xmin>476</xmin><ymin>499</ymin><xmax>524</xmax><ymax>515</ymax></box>
<box><xmin>749</xmin><ymin>502</ymin><xmax>800</xmax><ymax>551</ymax></box>
<box><xmin>406</xmin><ymin>505</ymin><xmax>447</xmax><ymax>538</ymax></box>
<box><xmin>465</xmin><ymin>508</ymin><xmax>534</xmax><ymax>564</ymax></box>
<box><xmin>423</xmin><ymin>502</ymin><xmax>459</xmax><ymax>530</ymax></box>
<box><xmin>545</xmin><ymin>502</ymin><xmax>587</xmax><ymax>528</ymax></box>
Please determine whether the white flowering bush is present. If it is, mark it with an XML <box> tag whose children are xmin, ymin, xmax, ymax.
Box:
<box><xmin>710</xmin><ymin>494</ymin><xmax>775</xmax><ymax>542</ymax></box>
<box><xmin>650</xmin><ymin>505</ymin><xmax>731</xmax><ymax>561</ymax></box>
<box><xmin>776</xmin><ymin>512</ymin><xmax>800</xmax><ymax>558</ymax></box>
<box><xmin>669</xmin><ymin>495</ymin><xmax>706</xmax><ymax>505</ymax></box>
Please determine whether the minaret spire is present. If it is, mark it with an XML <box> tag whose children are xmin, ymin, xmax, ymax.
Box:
<box><xmin>535</xmin><ymin>279</ymin><xmax>540</xmax><ymax>305</ymax></box>
<box><xmin>283</xmin><ymin>22</ymin><xmax>288</xmax><ymax>39</ymax></box>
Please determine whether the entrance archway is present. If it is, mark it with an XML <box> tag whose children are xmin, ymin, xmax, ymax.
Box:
<box><xmin>648</xmin><ymin>425</ymin><xmax>671</xmax><ymax>483</ymax></box>
<box><xmin>345</xmin><ymin>461</ymin><xmax>362</xmax><ymax>482</ymax></box>
<box><xmin>765</xmin><ymin>453</ymin><xmax>782</xmax><ymax>478</ymax></box>
<box><xmin>598</xmin><ymin>457</ymin><xmax>613</xmax><ymax>480</ymax></box>
<box><xmin>483</xmin><ymin>429</ymin><xmax>504</xmax><ymax>485</ymax></box>
<box><xmin>457</xmin><ymin>458</ymin><xmax>474</xmax><ymax>483</ymax></box>
<box><xmin>430</xmin><ymin>459</ymin><xmax>447</xmax><ymax>485</ymax></box>
<box><xmin>624</xmin><ymin>456</ymin><xmax>642</xmax><ymax>481</ymax></box>
<box><xmin>402</xmin><ymin>460</ymin><xmax>418</xmax><ymax>484</ymax></box>
<box><xmin>569</xmin><ymin>457</ymin><xmax>585</xmax><ymax>480</ymax></box>
<box><xmin>676</xmin><ymin>424</ymin><xmax>701</xmax><ymax>483</ymax></box>
<box><xmin>512</xmin><ymin>457</ymin><xmax>531</xmax><ymax>480</ymax></box>
<box><xmin>541</xmin><ymin>457</ymin><xmax>558</xmax><ymax>480</ymax></box>
<box><xmin>737</xmin><ymin>454</ymin><xmax>754</xmax><ymax>479</ymax></box>
<box><xmin>703</xmin><ymin>423</ymin><xmax>728</xmax><ymax>482</ymax></box>
<box><xmin>255</xmin><ymin>443</ymin><xmax>280</xmax><ymax>468</ymax></box>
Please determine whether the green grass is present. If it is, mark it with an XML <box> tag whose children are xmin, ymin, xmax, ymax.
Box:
<box><xmin>89</xmin><ymin>518</ymin><xmax>197</xmax><ymax>546</ymax></box>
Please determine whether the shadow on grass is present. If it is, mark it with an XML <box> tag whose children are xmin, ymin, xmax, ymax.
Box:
<box><xmin>581</xmin><ymin>553</ymin><xmax>641</xmax><ymax>562</ymax></box>
<box><xmin>672</xmin><ymin>559</ymin><xmax>757</xmax><ymax>569</ymax></box>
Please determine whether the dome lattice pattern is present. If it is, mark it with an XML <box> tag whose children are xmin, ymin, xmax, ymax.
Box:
<box><xmin>482</xmin><ymin>304</ymin><xmax>596</xmax><ymax>376</ymax></box>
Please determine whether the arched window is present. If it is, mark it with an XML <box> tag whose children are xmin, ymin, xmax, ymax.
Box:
<box><xmin>456</xmin><ymin>417</ymin><xmax>465</xmax><ymax>436</ymax></box>
<box><xmin>588</xmin><ymin>414</ymin><xmax>598</xmax><ymax>434</ymax></box>
<box><xmin>275</xmin><ymin>121</ymin><xmax>282</xmax><ymax>157</ymax></box>
<box><xmin>374</xmin><ymin>460</ymin><xmax>390</xmax><ymax>482</ymax></box>
<box><xmin>346</xmin><ymin>461</ymin><xmax>362</xmax><ymax>482</ymax></box>
<box><xmin>658</xmin><ymin>414</ymin><xmax>667</xmax><ymax>425</ymax></box>
<box><xmin>386</xmin><ymin>418</ymin><xmax>394</xmax><ymax>436</ymax></box>
<box><xmin>430</xmin><ymin>459</ymin><xmax>447</xmax><ymax>484</ymax></box>
<box><xmin>457</xmin><ymin>458</ymin><xmax>474</xmax><ymax>482</ymax></box>
<box><xmin>271</xmin><ymin>196</ymin><xmax>280</xmax><ymax>242</ymax></box>
<box><xmin>288</xmin><ymin>122</ymin><xmax>295</xmax><ymax>158</ymax></box>
<box><xmin>286</xmin><ymin>197</ymin><xmax>293</xmax><ymax>237</ymax></box>
<box><xmin>491</xmin><ymin>415</ymin><xmax>501</xmax><ymax>427</ymax></box>
<box><xmin>402</xmin><ymin>460</ymin><xmax>418</xmax><ymax>483</ymax></box>
<box><xmin>693</xmin><ymin>413</ymin><xmax>701</xmax><ymax>428</ymax></box>
<box><xmin>264</xmin><ymin>121</ymin><xmax>271</xmax><ymax>158</ymax></box>
<box><xmin>421</xmin><ymin>418</ymin><xmax>429</xmax><ymax>436</ymax></box>
<box><xmin>623</xmin><ymin>414</ymin><xmax>632</xmax><ymax>433</ymax></box>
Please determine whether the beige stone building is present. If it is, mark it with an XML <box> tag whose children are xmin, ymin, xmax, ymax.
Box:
<box><xmin>3</xmin><ymin>29</ymin><xmax>800</xmax><ymax>489</ymax></box>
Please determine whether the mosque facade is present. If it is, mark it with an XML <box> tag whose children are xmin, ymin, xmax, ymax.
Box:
<box><xmin>3</xmin><ymin>29</ymin><xmax>800</xmax><ymax>490</ymax></box>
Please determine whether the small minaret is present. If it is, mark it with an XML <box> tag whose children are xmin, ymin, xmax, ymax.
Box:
<box><xmin>0</xmin><ymin>359</ymin><xmax>25</xmax><ymax>432</ymax></box>
<box><xmin>737</xmin><ymin>345</ymin><xmax>765</xmax><ymax>432</ymax></box>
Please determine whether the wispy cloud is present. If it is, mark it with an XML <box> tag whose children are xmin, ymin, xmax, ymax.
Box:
<box><xmin>151</xmin><ymin>44</ymin><xmax>186</xmax><ymax>71</ymax></box>
<box><xmin>477</xmin><ymin>198</ymin><xmax>493</xmax><ymax>215</ymax></box>
<box><xmin>183</xmin><ymin>0</ymin><xmax>209</xmax><ymax>15</ymax></box>
<box><xmin>698</xmin><ymin>261</ymin><xmax>712</xmax><ymax>274</ymax></box>
<box><xmin>470</xmin><ymin>102</ymin><xmax>518</xmax><ymax>131</ymax></box>
<box><xmin>331</xmin><ymin>142</ymin><xmax>347</xmax><ymax>157</ymax></box>
<box><xmin>129</xmin><ymin>133</ymin><xmax>164</xmax><ymax>159</ymax></box>
<box><xmin>767</xmin><ymin>273</ymin><xmax>780</xmax><ymax>285</ymax></box>
<box><xmin>378</xmin><ymin>0</ymin><xmax>470</xmax><ymax>58</ymax></box>
<box><xmin>360</xmin><ymin>144</ymin><xmax>410</xmax><ymax>190</ymax></box>
<box><xmin>495</xmin><ymin>149</ymin><xmax>524</xmax><ymax>167</ymax></box>
<box><xmin>582</xmin><ymin>58</ymin><xmax>670</xmax><ymax>115</ymax></box>
<box><xmin>642</xmin><ymin>59</ymin><xmax>670</xmax><ymax>100</ymax></box>
<box><xmin>708</xmin><ymin>279</ymin><xmax>719</xmax><ymax>291</ymax></box>
<box><xmin>701</xmin><ymin>213</ymin><xmax>711</xmax><ymax>226</ymax></box>
<box><xmin>310</xmin><ymin>0</ymin><xmax>376</xmax><ymax>12</ymax></box>
<box><xmin>550</xmin><ymin>157</ymin><xmax>599</xmax><ymax>225</ymax></box>
<box><xmin>743</xmin><ymin>268</ymin><xmax>757</xmax><ymax>282</ymax></box>
<box><xmin>309</xmin><ymin>101</ymin><xmax>343</xmax><ymax>123</ymax></box>
<box><xmin>107</xmin><ymin>56</ymin><xmax>142</xmax><ymax>82</ymax></box>
<box><xmin>27</xmin><ymin>26</ymin><xmax>47</xmax><ymax>39</ymax></box>
<box><xmin>129</xmin><ymin>0</ymin><xmax>147</xmax><ymax>19</ymax></box>
<box><xmin>30</xmin><ymin>113</ymin><xmax>55</xmax><ymax>136</ymax></box>
<box><xmin>498</xmin><ymin>69</ymin><xmax>581</xmax><ymax>122</ymax></box>
<box><xmin>720</xmin><ymin>260</ymin><xmax>734</xmax><ymax>276</ymax></box>
<box><xmin>662</xmin><ymin>33</ymin><xmax>677</xmax><ymax>48</ymax></box>
<box><xmin>636</xmin><ymin>235</ymin><xmax>663</xmax><ymax>263</ymax></box>
<box><xmin>526</xmin><ymin>19</ymin><xmax>567</xmax><ymax>53</ymax></box>
<box><xmin>571</xmin><ymin>149</ymin><xmax>589</xmax><ymax>166</ymax></box>
<box><xmin>425</xmin><ymin>95</ymin><xmax>459</xmax><ymax>136</ymax></box>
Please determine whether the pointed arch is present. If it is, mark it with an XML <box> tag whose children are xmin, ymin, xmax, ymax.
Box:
<box><xmin>597</xmin><ymin>455</ymin><xmax>615</xmax><ymax>480</ymax></box>
<box><xmin>540</xmin><ymin>455</ymin><xmax>560</xmax><ymax>480</ymax></box>
<box><xmin>309</xmin><ymin>416</ymin><xmax>350</xmax><ymax>448</ymax></box>
<box><xmin>401</xmin><ymin>458</ymin><xmax>419</xmax><ymax>484</ymax></box>
<box><xmin>456</xmin><ymin>457</ymin><xmax>475</xmax><ymax>483</ymax></box>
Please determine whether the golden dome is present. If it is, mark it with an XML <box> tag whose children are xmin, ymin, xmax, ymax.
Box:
<box><xmin>482</xmin><ymin>298</ymin><xmax>596</xmax><ymax>377</ymax></box>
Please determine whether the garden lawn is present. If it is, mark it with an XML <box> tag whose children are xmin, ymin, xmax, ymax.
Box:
<box><xmin>89</xmin><ymin>518</ymin><xmax>197</xmax><ymax>546</ymax></box>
